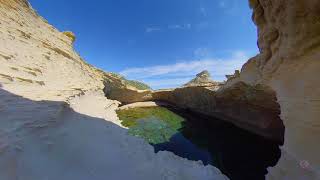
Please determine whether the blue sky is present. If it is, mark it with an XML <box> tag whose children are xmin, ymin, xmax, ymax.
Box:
<box><xmin>29</xmin><ymin>0</ymin><xmax>258</xmax><ymax>89</ymax></box>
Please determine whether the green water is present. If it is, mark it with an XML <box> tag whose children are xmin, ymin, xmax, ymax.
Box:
<box><xmin>117</xmin><ymin>106</ymin><xmax>281</xmax><ymax>180</ymax></box>
<box><xmin>117</xmin><ymin>107</ymin><xmax>184</xmax><ymax>144</ymax></box>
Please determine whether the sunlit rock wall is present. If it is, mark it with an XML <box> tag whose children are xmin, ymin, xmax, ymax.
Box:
<box><xmin>241</xmin><ymin>0</ymin><xmax>320</xmax><ymax>179</ymax></box>
<box><xmin>0</xmin><ymin>0</ymin><xmax>105</xmax><ymax>101</ymax></box>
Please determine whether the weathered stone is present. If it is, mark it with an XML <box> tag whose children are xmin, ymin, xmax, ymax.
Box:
<box><xmin>152</xmin><ymin>82</ymin><xmax>284</xmax><ymax>143</ymax></box>
<box><xmin>62</xmin><ymin>31</ymin><xmax>76</xmax><ymax>43</ymax></box>
<box><xmin>103</xmin><ymin>73</ymin><xmax>153</xmax><ymax>104</ymax></box>
<box><xmin>183</xmin><ymin>70</ymin><xmax>221</xmax><ymax>87</ymax></box>
<box><xmin>245</xmin><ymin>1</ymin><xmax>320</xmax><ymax>179</ymax></box>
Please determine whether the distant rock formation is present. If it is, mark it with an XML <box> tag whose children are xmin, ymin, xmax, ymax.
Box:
<box><xmin>183</xmin><ymin>70</ymin><xmax>220</xmax><ymax>87</ymax></box>
<box><xmin>225</xmin><ymin>70</ymin><xmax>240</xmax><ymax>81</ymax></box>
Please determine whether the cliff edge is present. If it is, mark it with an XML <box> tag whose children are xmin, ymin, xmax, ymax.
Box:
<box><xmin>235</xmin><ymin>0</ymin><xmax>320</xmax><ymax>179</ymax></box>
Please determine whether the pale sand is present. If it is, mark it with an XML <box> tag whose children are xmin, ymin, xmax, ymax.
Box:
<box><xmin>118</xmin><ymin>101</ymin><xmax>170</xmax><ymax>110</ymax></box>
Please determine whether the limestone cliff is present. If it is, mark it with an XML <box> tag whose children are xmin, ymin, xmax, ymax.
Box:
<box><xmin>103</xmin><ymin>72</ymin><xmax>153</xmax><ymax>104</ymax></box>
<box><xmin>0</xmin><ymin>1</ymin><xmax>228</xmax><ymax>179</ymax></box>
<box><xmin>238</xmin><ymin>0</ymin><xmax>320</xmax><ymax>179</ymax></box>
<box><xmin>0</xmin><ymin>0</ymin><xmax>107</xmax><ymax>101</ymax></box>
<box><xmin>152</xmin><ymin>81</ymin><xmax>284</xmax><ymax>143</ymax></box>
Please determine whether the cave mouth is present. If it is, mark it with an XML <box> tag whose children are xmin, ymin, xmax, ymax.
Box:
<box><xmin>117</xmin><ymin>105</ymin><xmax>282</xmax><ymax>180</ymax></box>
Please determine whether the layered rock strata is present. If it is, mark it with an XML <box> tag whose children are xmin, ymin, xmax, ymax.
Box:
<box><xmin>183</xmin><ymin>70</ymin><xmax>221</xmax><ymax>88</ymax></box>
<box><xmin>152</xmin><ymin>82</ymin><xmax>284</xmax><ymax>143</ymax></box>
<box><xmin>103</xmin><ymin>73</ymin><xmax>153</xmax><ymax>104</ymax></box>
<box><xmin>0</xmin><ymin>1</ymin><xmax>228</xmax><ymax>179</ymax></box>
<box><xmin>245</xmin><ymin>0</ymin><xmax>320</xmax><ymax>179</ymax></box>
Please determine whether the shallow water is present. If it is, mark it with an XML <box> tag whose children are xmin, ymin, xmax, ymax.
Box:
<box><xmin>117</xmin><ymin>106</ymin><xmax>281</xmax><ymax>180</ymax></box>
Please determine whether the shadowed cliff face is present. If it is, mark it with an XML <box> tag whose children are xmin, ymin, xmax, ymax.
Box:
<box><xmin>152</xmin><ymin>82</ymin><xmax>285</xmax><ymax>143</ymax></box>
<box><xmin>244</xmin><ymin>1</ymin><xmax>320</xmax><ymax>179</ymax></box>
<box><xmin>103</xmin><ymin>72</ymin><xmax>285</xmax><ymax>143</ymax></box>
<box><xmin>117</xmin><ymin>105</ymin><xmax>282</xmax><ymax>180</ymax></box>
<box><xmin>155</xmin><ymin>107</ymin><xmax>282</xmax><ymax>180</ymax></box>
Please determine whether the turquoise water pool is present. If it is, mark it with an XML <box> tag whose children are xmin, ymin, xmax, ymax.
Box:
<box><xmin>117</xmin><ymin>106</ymin><xmax>281</xmax><ymax>180</ymax></box>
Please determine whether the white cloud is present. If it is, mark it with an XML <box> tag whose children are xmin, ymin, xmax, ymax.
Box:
<box><xmin>168</xmin><ymin>24</ymin><xmax>191</xmax><ymax>30</ymax></box>
<box><xmin>143</xmin><ymin>77</ymin><xmax>193</xmax><ymax>90</ymax></box>
<box><xmin>196</xmin><ymin>21</ymin><xmax>210</xmax><ymax>30</ymax></box>
<box><xmin>145</xmin><ymin>27</ymin><xmax>161</xmax><ymax>33</ymax></box>
<box><xmin>219</xmin><ymin>1</ymin><xmax>226</xmax><ymax>8</ymax></box>
<box><xmin>194</xmin><ymin>48</ymin><xmax>210</xmax><ymax>58</ymax></box>
<box><xmin>218</xmin><ymin>0</ymin><xmax>240</xmax><ymax>15</ymax></box>
<box><xmin>120</xmin><ymin>50</ymin><xmax>251</xmax><ymax>89</ymax></box>
<box><xmin>146</xmin><ymin>24</ymin><xmax>191</xmax><ymax>33</ymax></box>
<box><xmin>200</xmin><ymin>7</ymin><xmax>207</xmax><ymax>17</ymax></box>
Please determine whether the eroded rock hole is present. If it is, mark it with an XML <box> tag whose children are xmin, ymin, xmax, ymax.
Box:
<box><xmin>116</xmin><ymin>102</ymin><xmax>284</xmax><ymax>180</ymax></box>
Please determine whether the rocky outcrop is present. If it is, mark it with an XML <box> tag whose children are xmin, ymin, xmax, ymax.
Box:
<box><xmin>0</xmin><ymin>0</ymin><xmax>107</xmax><ymax>100</ymax></box>
<box><xmin>225</xmin><ymin>70</ymin><xmax>240</xmax><ymax>81</ymax></box>
<box><xmin>241</xmin><ymin>0</ymin><xmax>320</xmax><ymax>179</ymax></box>
<box><xmin>0</xmin><ymin>1</ymin><xmax>228</xmax><ymax>179</ymax></box>
<box><xmin>152</xmin><ymin>82</ymin><xmax>284</xmax><ymax>142</ymax></box>
<box><xmin>103</xmin><ymin>73</ymin><xmax>153</xmax><ymax>104</ymax></box>
<box><xmin>183</xmin><ymin>70</ymin><xmax>221</xmax><ymax>88</ymax></box>
<box><xmin>106</xmin><ymin>71</ymin><xmax>284</xmax><ymax>142</ymax></box>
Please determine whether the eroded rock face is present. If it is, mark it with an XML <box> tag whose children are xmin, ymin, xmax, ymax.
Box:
<box><xmin>183</xmin><ymin>70</ymin><xmax>221</xmax><ymax>87</ymax></box>
<box><xmin>0</xmin><ymin>0</ymin><xmax>106</xmax><ymax>100</ymax></box>
<box><xmin>152</xmin><ymin>82</ymin><xmax>284</xmax><ymax>143</ymax></box>
<box><xmin>103</xmin><ymin>73</ymin><xmax>153</xmax><ymax>104</ymax></box>
<box><xmin>242</xmin><ymin>0</ymin><xmax>320</xmax><ymax>179</ymax></box>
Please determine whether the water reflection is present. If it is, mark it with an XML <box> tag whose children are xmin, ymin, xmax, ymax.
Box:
<box><xmin>117</xmin><ymin>106</ymin><xmax>281</xmax><ymax>180</ymax></box>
